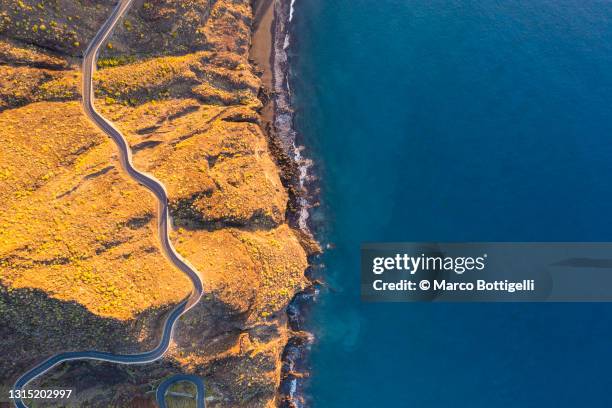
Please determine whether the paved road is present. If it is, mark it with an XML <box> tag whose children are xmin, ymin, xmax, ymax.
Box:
<box><xmin>12</xmin><ymin>1</ymin><xmax>204</xmax><ymax>406</ymax></box>
<box><xmin>156</xmin><ymin>375</ymin><xmax>206</xmax><ymax>408</ymax></box>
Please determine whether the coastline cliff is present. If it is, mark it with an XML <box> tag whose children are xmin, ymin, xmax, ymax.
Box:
<box><xmin>0</xmin><ymin>0</ymin><xmax>313</xmax><ymax>406</ymax></box>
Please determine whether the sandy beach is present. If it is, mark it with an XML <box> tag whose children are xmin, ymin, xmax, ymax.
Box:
<box><xmin>250</xmin><ymin>0</ymin><xmax>275</xmax><ymax>127</ymax></box>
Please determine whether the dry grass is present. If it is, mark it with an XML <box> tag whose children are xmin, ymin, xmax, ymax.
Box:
<box><xmin>0</xmin><ymin>0</ymin><xmax>309</xmax><ymax>406</ymax></box>
<box><xmin>0</xmin><ymin>101</ymin><xmax>191</xmax><ymax>320</ymax></box>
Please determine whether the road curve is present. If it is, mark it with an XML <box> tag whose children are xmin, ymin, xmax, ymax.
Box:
<box><xmin>12</xmin><ymin>1</ymin><xmax>204</xmax><ymax>406</ymax></box>
<box><xmin>156</xmin><ymin>375</ymin><xmax>206</xmax><ymax>408</ymax></box>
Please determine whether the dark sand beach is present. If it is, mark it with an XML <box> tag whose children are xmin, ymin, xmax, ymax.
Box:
<box><xmin>250</xmin><ymin>0</ymin><xmax>275</xmax><ymax>127</ymax></box>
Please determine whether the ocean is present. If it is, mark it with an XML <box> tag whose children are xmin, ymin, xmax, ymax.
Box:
<box><xmin>288</xmin><ymin>0</ymin><xmax>612</xmax><ymax>406</ymax></box>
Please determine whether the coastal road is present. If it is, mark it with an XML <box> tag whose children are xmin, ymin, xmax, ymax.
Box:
<box><xmin>12</xmin><ymin>0</ymin><xmax>204</xmax><ymax>406</ymax></box>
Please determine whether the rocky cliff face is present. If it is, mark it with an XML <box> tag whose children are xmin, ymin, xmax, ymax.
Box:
<box><xmin>0</xmin><ymin>0</ymin><xmax>309</xmax><ymax>406</ymax></box>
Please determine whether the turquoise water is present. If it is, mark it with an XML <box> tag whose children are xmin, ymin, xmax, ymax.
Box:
<box><xmin>290</xmin><ymin>1</ymin><xmax>612</xmax><ymax>406</ymax></box>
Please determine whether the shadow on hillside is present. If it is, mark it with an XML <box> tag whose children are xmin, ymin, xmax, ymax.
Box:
<box><xmin>0</xmin><ymin>281</ymin><xmax>251</xmax><ymax>405</ymax></box>
<box><xmin>0</xmin><ymin>283</ymin><xmax>164</xmax><ymax>384</ymax></box>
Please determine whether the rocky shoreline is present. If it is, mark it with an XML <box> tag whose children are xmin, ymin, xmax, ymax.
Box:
<box><xmin>250</xmin><ymin>0</ymin><xmax>322</xmax><ymax>406</ymax></box>
<box><xmin>252</xmin><ymin>0</ymin><xmax>323</xmax><ymax>406</ymax></box>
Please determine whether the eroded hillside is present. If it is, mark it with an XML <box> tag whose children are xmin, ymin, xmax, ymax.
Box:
<box><xmin>0</xmin><ymin>0</ymin><xmax>308</xmax><ymax>406</ymax></box>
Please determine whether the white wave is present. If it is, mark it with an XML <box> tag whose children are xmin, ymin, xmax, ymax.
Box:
<box><xmin>289</xmin><ymin>0</ymin><xmax>296</xmax><ymax>21</ymax></box>
<box><xmin>293</xmin><ymin>144</ymin><xmax>313</xmax><ymax>231</ymax></box>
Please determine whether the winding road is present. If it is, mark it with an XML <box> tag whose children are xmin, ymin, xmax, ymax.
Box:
<box><xmin>12</xmin><ymin>0</ymin><xmax>205</xmax><ymax>406</ymax></box>
<box><xmin>156</xmin><ymin>375</ymin><xmax>206</xmax><ymax>408</ymax></box>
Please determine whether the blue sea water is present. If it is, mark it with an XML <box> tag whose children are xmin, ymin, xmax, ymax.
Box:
<box><xmin>289</xmin><ymin>1</ymin><xmax>612</xmax><ymax>407</ymax></box>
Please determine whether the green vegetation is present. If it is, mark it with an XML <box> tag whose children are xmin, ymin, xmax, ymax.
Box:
<box><xmin>97</xmin><ymin>55</ymin><xmax>136</xmax><ymax>69</ymax></box>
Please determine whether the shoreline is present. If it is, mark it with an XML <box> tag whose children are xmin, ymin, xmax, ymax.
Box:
<box><xmin>250</xmin><ymin>0</ymin><xmax>321</xmax><ymax>406</ymax></box>
<box><xmin>250</xmin><ymin>0</ymin><xmax>275</xmax><ymax>127</ymax></box>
